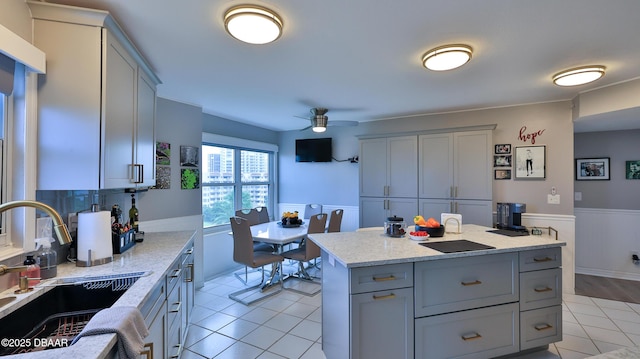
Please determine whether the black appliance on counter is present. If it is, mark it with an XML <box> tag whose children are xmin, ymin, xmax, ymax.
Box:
<box><xmin>496</xmin><ymin>202</ymin><xmax>526</xmax><ymax>231</ymax></box>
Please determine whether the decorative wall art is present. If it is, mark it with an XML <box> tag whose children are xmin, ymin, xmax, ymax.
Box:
<box><xmin>514</xmin><ymin>145</ymin><xmax>546</xmax><ymax>179</ymax></box>
<box><xmin>180</xmin><ymin>145</ymin><xmax>199</xmax><ymax>167</ymax></box>
<box><xmin>156</xmin><ymin>141</ymin><xmax>171</xmax><ymax>165</ymax></box>
<box><xmin>494</xmin><ymin>169</ymin><xmax>512</xmax><ymax>180</ymax></box>
<box><xmin>626</xmin><ymin>161</ymin><xmax>640</xmax><ymax>179</ymax></box>
<box><xmin>152</xmin><ymin>166</ymin><xmax>171</xmax><ymax>189</ymax></box>
<box><xmin>495</xmin><ymin>144</ymin><xmax>511</xmax><ymax>154</ymax></box>
<box><xmin>181</xmin><ymin>168</ymin><xmax>200</xmax><ymax>189</ymax></box>
<box><xmin>494</xmin><ymin>155</ymin><xmax>512</xmax><ymax>167</ymax></box>
<box><xmin>576</xmin><ymin>157</ymin><xmax>610</xmax><ymax>180</ymax></box>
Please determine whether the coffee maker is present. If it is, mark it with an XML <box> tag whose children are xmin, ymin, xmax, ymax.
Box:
<box><xmin>496</xmin><ymin>203</ymin><xmax>526</xmax><ymax>231</ymax></box>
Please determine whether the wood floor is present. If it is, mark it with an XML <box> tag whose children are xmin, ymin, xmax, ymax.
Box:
<box><xmin>575</xmin><ymin>274</ymin><xmax>640</xmax><ymax>304</ymax></box>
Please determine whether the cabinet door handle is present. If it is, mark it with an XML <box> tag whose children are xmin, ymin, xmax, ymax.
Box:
<box><xmin>170</xmin><ymin>344</ymin><xmax>183</xmax><ymax>359</ymax></box>
<box><xmin>454</xmin><ymin>201</ymin><xmax>458</xmax><ymax>213</ymax></box>
<box><xmin>186</xmin><ymin>263</ymin><xmax>194</xmax><ymax>283</ymax></box>
<box><xmin>170</xmin><ymin>301</ymin><xmax>182</xmax><ymax>313</ymax></box>
<box><xmin>373</xmin><ymin>275</ymin><xmax>396</xmax><ymax>282</ymax></box>
<box><xmin>535</xmin><ymin>323</ymin><xmax>554</xmax><ymax>331</ymax></box>
<box><xmin>383</xmin><ymin>185</ymin><xmax>389</xmax><ymax>196</ymax></box>
<box><xmin>141</xmin><ymin>343</ymin><xmax>153</xmax><ymax>359</ymax></box>
<box><xmin>450</xmin><ymin>201</ymin><xmax>454</xmax><ymax>213</ymax></box>
<box><xmin>461</xmin><ymin>332</ymin><xmax>482</xmax><ymax>341</ymax></box>
<box><xmin>533</xmin><ymin>256</ymin><xmax>553</xmax><ymax>262</ymax></box>
<box><xmin>171</xmin><ymin>268</ymin><xmax>182</xmax><ymax>278</ymax></box>
<box><xmin>133</xmin><ymin>164</ymin><xmax>144</xmax><ymax>183</ymax></box>
<box><xmin>534</xmin><ymin>286</ymin><xmax>553</xmax><ymax>293</ymax></box>
<box><xmin>450</xmin><ymin>186</ymin><xmax>454</xmax><ymax>198</ymax></box>
<box><xmin>454</xmin><ymin>186</ymin><xmax>458</xmax><ymax>198</ymax></box>
<box><xmin>461</xmin><ymin>280</ymin><xmax>482</xmax><ymax>286</ymax></box>
<box><xmin>372</xmin><ymin>293</ymin><xmax>396</xmax><ymax>300</ymax></box>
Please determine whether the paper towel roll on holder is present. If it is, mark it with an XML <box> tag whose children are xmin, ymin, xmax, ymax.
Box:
<box><xmin>76</xmin><ymin>211</ymin><xmax>113</xmax><ymax>267</ymax></box>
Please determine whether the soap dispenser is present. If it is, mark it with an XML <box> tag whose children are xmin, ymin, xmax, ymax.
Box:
<box><xmin>35</xmin><ymin>237</ymin><xmax>57</xmax><ymax>279</ymax></box>
<box><xmin>20</xmin><ymin>255</ymin><xmax>40</xmax><ymax>287</ymax></box>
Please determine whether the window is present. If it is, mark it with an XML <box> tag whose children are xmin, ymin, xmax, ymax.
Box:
<box><xmin>201</xmin><ymin>134</ymin><xmax>277</xmax><ymax>228</ymax></box>
<box><xmin>0</xmin><ymin>94</ymin><xmax>5</xmax><ymax>243</ymax></box>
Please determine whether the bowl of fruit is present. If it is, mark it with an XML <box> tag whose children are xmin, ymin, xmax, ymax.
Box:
<box><xmin>280</xmin><ymin>211</ymin><xmax>303</xmax><ymax>227</ymax></box>
<box><xmin>409</xmin><ymin>230</ymin><xmax>430</xmax><ymax>241</ymax></box>
<box><xmin>413</xmin><ymin>215</ymin><xmax>445</xmax><ymax>237</ymax></box>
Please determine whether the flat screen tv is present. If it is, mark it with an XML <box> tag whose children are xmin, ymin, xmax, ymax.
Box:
<box><xmin>295</xmin><ymin>138</ymin><xmax>332</xmax><ymax>162</ymax></box>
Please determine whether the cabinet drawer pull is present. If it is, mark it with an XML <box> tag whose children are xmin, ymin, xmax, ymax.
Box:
<box><xmin>170</xmin><ymin>268</ymin><xmax>182</xmax><ymax>278</ymax></box>
<box><xmin>185</xmin><ymin>248</ymin><xmax>194</xmax><ymax>255</ymax></box>
<box><xmin>170</xmin><ymin>344</ymin><xmax>183</xmax><ymax>358</ymax></box>
<box><xmin>461</xmin><ymin>280</ymin><xmax>482</xmax><ymax>286</ymax></box>
<box><xmin>372</xmin><ymin>293</ymin><xmax>396</xmax><ymax>300</ymax></box>
<box><xmin>533</xmin><ymin>256</ymin><xmax>553</xmax><ymax>262</ymax></box>
<box><xmin>534</xmin><ymin>286</ymin><xmax>553</xmax><ymax>293</ymax></box>
<box><xmin>170</xmin><ymin>301</ymin><xmax>182</xmax><ymax>313</ymax></box>
<box><xmin>141</xmin><ymin>342</ymin><xmax>153</xmax><ymax>359</ymax></box>
<box><xmin>372</xmin><ymin>275</ymin><xmax>396</xmax><ymax>282</ymax></box>
<box><xmin>186</xmin><ymin>263</ymin><xmax>194</xmax><ymax>283</ymax></box>
<box><xmin>461</xmin><ymin>333</ymin><xmax>482</xmax><ymax>341</ymax></box>
<box><xmin>535</xmin><ymin>323</ymin><xmax>554</xmax><ymax>331</ymax></box>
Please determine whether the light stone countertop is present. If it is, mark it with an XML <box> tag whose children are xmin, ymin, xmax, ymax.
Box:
<box><xmin>308</xmin><ymin>224</ymin><xmax>565</xmax><ymax>268</ymax></box>
<box><xmin>0</xmin><ymin>230</ymin><xmax>196</xmax><ymax>359</ymax></box>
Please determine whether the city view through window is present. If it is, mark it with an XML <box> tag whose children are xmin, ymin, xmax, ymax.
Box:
<box><xmin>202</xmin><ymin>145</ymin><xmax>272</xmax><ymax>227</ymax></box>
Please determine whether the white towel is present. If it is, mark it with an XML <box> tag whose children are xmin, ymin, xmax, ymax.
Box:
<box><xmin>71</xmin><ymin>306</ymin><xmax>149</xmax><ymax>359</ymax></box>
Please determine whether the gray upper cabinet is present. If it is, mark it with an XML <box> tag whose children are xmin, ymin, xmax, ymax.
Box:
<box><xmin>360</xmin><ymin>136</ymin><xmax>418</xmax><ymax>198</ymax></box>
<box><xmin>30</xmin><ymin>1</ymin><xmax>160</xmax><ymax>190</ymax></box>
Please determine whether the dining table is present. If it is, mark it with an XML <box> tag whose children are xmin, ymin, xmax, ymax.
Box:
<box><xmin>249</xmin><ymin>220</ymin><xmax>309</xmax><ymax>289</ymax></box>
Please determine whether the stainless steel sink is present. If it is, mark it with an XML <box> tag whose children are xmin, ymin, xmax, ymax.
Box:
<box><xmin>0</xmin><ymin>296</ymin><xmax>16</xmax><ymax>307</ymax></box>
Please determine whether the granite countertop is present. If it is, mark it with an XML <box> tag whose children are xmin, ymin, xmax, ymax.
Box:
<box><xmin>0</xmin><ymin>230</ymin><xmax>196</xmax><ymax>359</ymax></box>
<box><xmin>308</xmin><ymin>224</ymin><xmax>565</xmax><ymax>268</ymax></box>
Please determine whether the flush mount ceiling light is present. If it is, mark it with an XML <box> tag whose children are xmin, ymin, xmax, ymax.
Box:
<box><xmin>552</xmin><ymin>65</ymin><xmax>606</xmax><ymax>86</ymax></box>
<box><xmin>224</xmin><ymin>5</ymin><xmax>283</xmax><ymax>44</ymax></box>
<box><xmin>422</xmin><ymin>44</ymin><xmax>473</xmax><ymax>71</ymax></box>
<box><xmin>312</xmin><ymin>115</ymin><xmax>327</xmax><ymax>133</ymax></box>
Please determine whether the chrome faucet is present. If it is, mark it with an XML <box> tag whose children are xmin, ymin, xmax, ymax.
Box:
<box><xmin>0</xmin><ymin>200</ymin><xmax>73</xmax><ymax>246</ymax></box>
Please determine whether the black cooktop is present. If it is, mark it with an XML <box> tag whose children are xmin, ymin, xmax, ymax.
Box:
<box><xmin>419</xmin><ymin>239</ymin><xmax>495</xmax><ymax>253</ymax></box>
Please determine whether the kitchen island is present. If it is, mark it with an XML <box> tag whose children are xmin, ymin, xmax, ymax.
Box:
<box><xmin>0</xmin><ymin>230</ymin><xmax>196</xmax><ymax>359</ymax></box>
<box><xmin>309</xmin><ymin>224</ymin><xmax>565</xmax><ymax>359</ymax></box>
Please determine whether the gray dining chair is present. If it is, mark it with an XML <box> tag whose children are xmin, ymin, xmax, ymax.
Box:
<box><xmin>281</xmin><ymin>213</ymin><xmax>327</xmax><ymax>296</ymax></box>
<box><xmin>235</xmin><ymin>208</ymin><xmax>260</xmax><ymax>225</ymax></box>
<box><xmin>228</xmin><ymin>217</ymin><xmax>284</xmax><ymax>305</ymax></box>
<box><xmin>233</xmin><ymin>208</ymin><xmax>275</xmax><ymax>283</ymax></box>
<box><xmin>255</xmin><ymin>206</ymin><xmax>270</xmax><ymax>224</ymax></box>
<box><xmin>303</xmin><ymin>204</ymin><xmax>323</xmax><ymax>219</ymax></box>
<box><xmin>327</xmin><ymin>209</ymin><xmax>344</xmax><ymax>233</ymax></box>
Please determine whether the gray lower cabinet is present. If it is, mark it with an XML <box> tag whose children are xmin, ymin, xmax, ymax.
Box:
<box><xmin>519</xmin><ymin>247</ymin><xmax>563</xmax><ymax>350</ymax></box>
<box><xmin>415</xmin><ymin>303</ymin><xmax>519</xmax><ymax>359</ymax></box>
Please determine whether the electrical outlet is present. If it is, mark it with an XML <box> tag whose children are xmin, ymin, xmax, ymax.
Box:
<box><xmin>67</xmin><ymin>213</ymin><xmax>78</xmax><ymax>233</ymax></box>
<box><xmin>547</xmin><ymin>194</ymin><xmax>560</xmax><ymax>204</ymax></box>
<box><xmin>632</xmin><ymin>251</ymin><xmax>640</xmax><ymax>265</ymax></box>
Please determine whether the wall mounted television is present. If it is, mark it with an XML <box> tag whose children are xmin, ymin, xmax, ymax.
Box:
<box><xmin>295</xmin><ymin>138</ymin><xmax>332</xmax><ymax>162</ymax></box>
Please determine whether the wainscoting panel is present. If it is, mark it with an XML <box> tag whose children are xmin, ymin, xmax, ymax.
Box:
<box><xmin>575</xmin><ymin>208</ymin><xmax>640</xmax><ymax>281</ymax></box>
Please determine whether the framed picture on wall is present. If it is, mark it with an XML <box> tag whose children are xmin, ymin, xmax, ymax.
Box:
<box><xmin>626</xmin><ymin>160</ymin><xmax>640</xmax><ymax>179</ymax></box>
<box><xmin>576</xmin><ymin>157</ymin><xmax>610</xmax><ymax>180</ymax></box>
<box><xmin>514</xmin><ymin>145</ymin><xmax>546</xmax><ymax>179</ymax></box>
<box><xmin>495</xmin><ymin>144</ymin><xmax>511</xmax><ymax>154</ymax></box>
<box><xmin>494</xmin><ymin>169</ymin><xmax>511</xmax><ymax>180</ymax></box>
<box><xmin>494</xmin><ymin>155</ymin><xmax>512</xmax><ymax>167</ymax></box>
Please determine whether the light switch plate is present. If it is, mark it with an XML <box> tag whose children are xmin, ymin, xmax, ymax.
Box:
<box><xmin>547</xmin><ymin>194</ymin><xmax>560</xmax><ymax>204</ymax></box>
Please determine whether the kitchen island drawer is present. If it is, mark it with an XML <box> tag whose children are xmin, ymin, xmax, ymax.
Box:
<box><xmin>350</xmin><ymin>263</ymin><xmax>413</xmax><ymax>294</ymax></box>
<box><xmin>414</xmin><ymin>252</ymin><xmax>518</xmax><ymax>317</ymax></box>
<box><xmin>520</xmin><ymin>247</ymin><xmax>561</xmax><ymax>272</ymax></box>
<box><xmin>521</xmin><ymin>305</ymin><xmax>562</xmax><ymax>350</ymax></box>
<box><xmin>415</xmin><ymin>302</ymin><xmax>519</xmax><ymax>359</ymax></box>
<box><xmin>520</xmin><ymin>268</ymin><xmax>562</xmax><ymax>311</ymax></box>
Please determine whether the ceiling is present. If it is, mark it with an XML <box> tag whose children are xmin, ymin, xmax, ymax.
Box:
<box><xmin>39</xmin><ymin>0</ymin><xmax>640</xmax><ymax>132</ymax></box>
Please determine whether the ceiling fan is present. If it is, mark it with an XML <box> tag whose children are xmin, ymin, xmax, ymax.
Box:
<box><xmin>296</xmin><ymin>108</ymin><xmax>358</xmax><ymax>132</ymax></box>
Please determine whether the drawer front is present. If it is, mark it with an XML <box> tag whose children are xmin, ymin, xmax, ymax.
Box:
<box><xmin>520</xmin><ymin>268</ymin><xmax>562</xmax><ymax>311</ymax></box>
<box><xmin>350</xmin><ymin>263</ymin><xmax>413</xmax><ymax>294</ymax></box>
<box><xmin>414</xmin><ymin>253</ymin><xmax>518</xmax><ymax>317</ymax></box>
<box><xmin>351</xmin><ymin>287</ymin><xmax>414</xmax><ymax>359</ymax></box>
<box><xmin>521</xmin><ymin>305</ymin><xmax>562</xmax><ymax>350</ymax></box>
<box><xmin>415</xmin><ymin>303</ymin><xmax>519</xmax><ymax>359</ymax></box>
<box><xmin>519</xmin><ymin>247</ymin><xmax>561</xmax><ymax>272</ymax></box>
<box><xmin>167</xmin><ymin>280</ymin><xmax>183</xmax><ymax>330</ymax></box>
<box><xmin>167</xmin><ymin>322</ymin><xmax>182</xmax><ymax>359</ymax></box>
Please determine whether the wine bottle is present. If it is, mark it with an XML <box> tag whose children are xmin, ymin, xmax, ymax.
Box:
<box><xmin>129</xmin><ymin>194</ymin><xmax>139</xmax><ymax>232</ymax></box>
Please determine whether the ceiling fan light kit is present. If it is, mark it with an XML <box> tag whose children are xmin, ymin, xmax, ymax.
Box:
<box><xmin>422</xmin><ymin>44</ymin><xmax>473</xmax><ymax>71</ymax></box>
<box><xmin>552</xmin><ymin>65</ymin><xmax>606</xmax><ymax>86</ymax></box>
<box><xmin>224</xmin><ymin>5</ymin><xmax>283</xmax><ymax>44</ymax></box>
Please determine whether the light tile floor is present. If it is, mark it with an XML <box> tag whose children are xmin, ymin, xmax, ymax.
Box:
<box><xmin>183</xmin><ymin>265</ymin><xmax>640</xmax><ymax>359</ymax></box>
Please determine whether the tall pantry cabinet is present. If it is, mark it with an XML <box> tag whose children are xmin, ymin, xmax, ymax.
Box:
<box><xmin>29</xmin><ymin>2</ymin><xmax>160</xmax><ymax>190</ymax></box>
<box><xmin>359</xmin><ymin>128</ymin><xmax>493</xmax><ymax>229</ymax></box>
<box><xmin>359</xmin><ymin>136</ymin><xmax>418</xmax><ymax>228</ymax></box>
